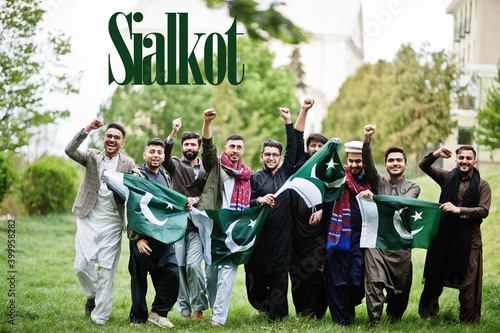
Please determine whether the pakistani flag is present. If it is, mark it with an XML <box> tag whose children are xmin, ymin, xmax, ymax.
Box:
<box><xmin>102</xmin><ymin>170</ymin><xmax>188</xmax><ymax>245</ymax></box>
<box><xmin>275</xmin><ymin>139</ymin><xmax>346</xmax><ymax>207</ymax></box>
<box><xmin>189</xmin><ymin>205</ymin><xmax>270</xmax><ymax>266</ymax></box>
<box><xmin>358</xmin><ymin>195</ymin><xmax>441</xmax><ymax>250</ymax></box>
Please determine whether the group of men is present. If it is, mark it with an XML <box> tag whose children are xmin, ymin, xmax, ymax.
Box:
<box><xmin>65</xmin><ymin>99</ymin><xmax>491</xmax><ymax>328</ymax></box>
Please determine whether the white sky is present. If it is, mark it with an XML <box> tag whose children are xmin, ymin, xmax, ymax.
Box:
<box><xmin>35</xmin><ymin>0</ymin><xmax>454</xmax><ymax>157</ymax></box>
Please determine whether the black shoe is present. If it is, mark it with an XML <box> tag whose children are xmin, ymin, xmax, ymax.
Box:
<box><xmin>85</xmin><ymin>297</ymin><xmax>96</xmax><ymax>315</ymax></box>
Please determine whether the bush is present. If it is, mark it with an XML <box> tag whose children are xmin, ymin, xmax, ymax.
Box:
<box><xmin>21</xmin><ymin>156</ymin><xmax>78</xmax><ymax>215</ymax></box>
<box><xmin>0</xmin><ymin>153</ymin><xmax>18</xmax><ymax>205</ymax></box>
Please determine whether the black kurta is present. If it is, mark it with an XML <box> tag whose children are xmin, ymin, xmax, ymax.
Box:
<box><xmin>245</xmin><ymin>123</ymin><xmax>296</xmax><ymax>321</ymax></box>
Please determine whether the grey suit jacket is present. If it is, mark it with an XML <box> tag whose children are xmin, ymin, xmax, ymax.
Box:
<box><xmin>65</xmin><ymin>129</ymin><xmax>135</xmax><ymax>230</ymax></box>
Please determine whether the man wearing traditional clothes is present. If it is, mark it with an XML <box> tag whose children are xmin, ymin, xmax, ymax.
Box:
<box><xmin>418</xmin><ymin>146</ymin><xmax>491</xmax><ymax>324</ymax></box>
<box><xmin>359</xmin><ymin>124</ymin><xmax>420</xmax><ymax>328</ymax></box>
<box><xmin>289</xmin><ymin>98</ymin><xmax>329</xmax><ymax>319</ymax></box>
<box><xmin>65</xmin><ymin>119</ymin><xmax>135</xmax><ymax>325</ymax></box>
<box><xmin>128</xmin><ymin>138</ymin><xmax>179</xmax><ymax>328</ymax></box>
<box><xmin>245</xmin><ymin>107</ymin><xmax>296</xmax><ymax>322</ymax></box>
<box><xmin>323</xmin><ymin>140</ymin><xmax>371</xmax><ymax>326</ymax></box>
<box><xmin>163</xmin><ymin>118</ymin><xmax>208</xmax><ymax>323</ymax></box>
<box><xmin>197</xmin><ymin>108</ymin><xmax>254</xmax><ymax>326</ymax></box>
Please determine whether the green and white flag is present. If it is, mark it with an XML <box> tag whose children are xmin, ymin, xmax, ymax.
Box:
<box><xmin>358</xmin><ymin>195</ymin><xmax>441</xmax><ymax>250</ymax></box>
<box><xmin>189</xmin><ymin>205</ymin><xmax>270</xmax><ymax>266</ymax></box>
<box><xmin>102</xmin><ymin>170</ymin><xmax>188</xmax><ymax>245</ymax></box>
<box><xmin>274</xmin><ymin>139</ymin><xmax>346</xmax><ymax>207</ymax></box>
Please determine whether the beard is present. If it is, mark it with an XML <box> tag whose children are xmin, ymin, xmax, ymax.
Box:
<box><xmin>183</xmin><ymin>149</ymin><xmax>199</xmax><ymax>161</ymax></box>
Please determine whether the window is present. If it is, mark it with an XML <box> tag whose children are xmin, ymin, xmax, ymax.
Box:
<box><xmin>458</xmin><ymin>127</ymin><xmax>474</xmax><ymax>145</ymax></box>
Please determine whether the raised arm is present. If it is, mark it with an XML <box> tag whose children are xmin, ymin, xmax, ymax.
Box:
<box><xmin>278</xmin><ymin>107</ymin><xmax>296</xmax><ymax>176</ymax></box>
<box><xmin>294</xmin><ymin>98</ymin><xmax>314</xmax><ymax>132</ymax></box>
<box><xmin>65</xmin><ymin>119</ymin><xmax>103</xmax><ymax>166</ymax></box>
<box><xmin>201</xmin><ymin>109</ymin><xmax>218</xmax><ymax>173</ymax></box>
<box><xmin>163</xmin><ymin>117</ymin><xmax>182</xmax><ymax>173</ymax></box>
<box><xmin>362</xmin><ymin>124</ymin><xmax>382</xmax><ymax>190</ymax></box>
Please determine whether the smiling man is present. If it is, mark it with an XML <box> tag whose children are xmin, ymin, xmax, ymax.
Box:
<box><xmin>127</xmin><ymin>138</ymin><xmax>179</xmax><ymax>328</ymax></box>
<box><xmin>65</xmin><ymin>119</ymin><xmax>135</xmax><ymax>325</ymax></box>
<box><xmin>323</xmin><ymin>140</ymin><xmax>371</xmax><ymax>326</ymax></box>
<box><xmin>163</xmin><ymin>118</ymin><xmax>208</xmax><ymax>323</ymax></box>
<box><xmin>360</xmin><ymin>124</ymin><xmax>420</xmax><ymax>328</ymax></box>
<box><xmin>245</xmin><ymin>107</ymin><xmax>296</xmax><ymax>322</ymax></box>
<box><xmin>197</xmin><ymin>108</ymin><xmax>254</xmax><ymax>326</ymax></box>
<box><xmin>418</xmin><ymin>146</ymin><xmax>491</xmax><ymax>324</ymax></box>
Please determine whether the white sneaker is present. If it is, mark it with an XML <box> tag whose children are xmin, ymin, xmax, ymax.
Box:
<box><xmin>93</xmin><ymin>319</ymin><xmax>106</xmax><ymax>325</ymax></box>
<box><xmin>148</xmin><ymin>311</ymin><xmax>174</xmax><ymax>329</ymax></box>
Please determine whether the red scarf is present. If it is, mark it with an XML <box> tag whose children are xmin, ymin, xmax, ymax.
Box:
<box><xmin>327</xmin><ymin>167</ymin><xmax>370</xmax><ymax>251</ymax></box>
<box><xmin>220</xmin><ymin>152</ymin><xmax>253</xmax><ymax>211</ymax></box>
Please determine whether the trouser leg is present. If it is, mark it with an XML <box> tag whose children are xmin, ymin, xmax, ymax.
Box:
<box><xmin>205</xmin><ymin>264</ymin><xmax>218</xmax><ymax>309</ymax></box>
<box><xmin>211</xmin><ymin>265</ymin><xmax>238</xmax><ymax>325</ymax></box>
<box><xmin>266</xmin><ymin>271</ymin><xmax>289</xmax><ymax>321</ymax></box>
<box><xmin>185</xmin><ymin>231</ymin><xmax>209</xmax><ymax>312</ymax></box>
<box><xmin>290</xmin><ymin>263</ymin><xmax>306</xmax><ymax>315</ymax></box>
<box><xmin>386</xmin><ymin>264</ymin><xmax>412</xmax><ymax>321</ymax></box>
<box><xmin>364</xmin><ymin>281</ymin><xmax>385</xmax><ymax>325</ymax></box>
<box><xmin>418</xmin><ymin>278</ymin><xmax>443</xmax><ymax>319</ymax></box>
<box><xmin>459</xmin><ymin>249</ymin><xmax>482</xmax><ymax>324</ymax></box>
<box><xmin>303</xmin><ymin>268</ymin><xmax>327</xmax><ymax>318</ymax></box>
<box><xmin>91</xmin><ymin>244</ymin><xmax>121</xmax><ymax>323</ymax></box>
<box><xmin>151</xmin><ymin>263</ymin><xmax>179</xmax><ymax>318</ymax></box>
<box><xmin>74</xmin><ymin>247</ymin><xmax>97</xmax><ymax>299</ymax></box>
<box><xmin>129</xmin><ymin>242</ymin><xmax>149</xmax><ymax>323</ymax></box>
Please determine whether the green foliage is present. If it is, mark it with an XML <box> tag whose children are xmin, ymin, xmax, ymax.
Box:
<box><xmin>0</xmin><ymin>0</ymin><xmax>79</xmax><ymax>152</ymax></box>
<box><xmin>0</xmin><ymin>153</ymin><xmax>17</xmax><ymax>204</ymax></box>
<box><xmin>205</xmin><ymin>0</ymin><xmax>308</xmax><ymax>44</ymax></box>
<box><xmin>99</xmin><ymin>38</ymin><xmax>298</xmax><ymax>170</ymax></box>
<box><xmin>323</xmin><ymin>44</ymin><xmax>467</xmax><ymax>175</ymax></box>
<box><xmin>20</xmin><ymin>156</ymin><xmax>78</xmax><ymax>215</ymax></box>
<box><xmin>476</xmin><ymin>64</ymin><xmax>500</xmax><ymax>155</ymax></box>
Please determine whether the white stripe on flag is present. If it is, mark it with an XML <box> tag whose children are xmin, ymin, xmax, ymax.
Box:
<box><xmin>358</xmin><ymin>195</ymin><xmax>379</xmax><ymax>248</ymax></box>
<box><xmin>274</xmin><ymin>178</ymin><xmax>323</xmax><ymax>208</ymax></box>
<box><xmin>102</xmin><ymin>170</ymin><xmax>130</xmax><ymax>200</ymax></box>
<box><xmin>189</xmin><ymin>207</ymin><xmax>214</xmax><ymax>265</ymax></box>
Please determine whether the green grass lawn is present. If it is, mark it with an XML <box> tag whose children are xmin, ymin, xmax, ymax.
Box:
<box><xmin>1</xmin><ymin>166</ymin><xmax>499</xmax><ymax>332</ymax></box>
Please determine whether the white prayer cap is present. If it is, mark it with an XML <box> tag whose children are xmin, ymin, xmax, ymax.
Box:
<box><xmin>344</xmin><ymin>141</ymin><xmax>363</xmax><ymax>154</ymax></box>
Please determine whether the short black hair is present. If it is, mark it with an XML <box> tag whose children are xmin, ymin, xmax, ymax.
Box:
<box><xmin>226</xmin><ymin>134</ymin><xmax>244</xmax><ymax>144</ymax></box>
<box><xmin>106</xmin><ymin>123</ymin><xmax>126</xmax><ymax>138</ymax></box>
<box><xmin>384</xmin><ymin>146</ymin><xmax>407</xmax><ymax>163</ymax></box>
<box><xmin>145</xmin><ymin>138</ymin><xmax>165</xmax><ymax>150</ymax></box>
<box><xmin>306</xmin><ymin>133</ymin><xmax>328</xmax><ymax>148</ymax></box>
<box><xmin>181</xmin><ymin>131</ymin><xmax>201</xmax><ymax>146</ymax></box>
<box><xmin>456</xmin><ymin>145</ymin><xmax>477</xmax><ymax>159</ymax></box>
<box><xmin>261</xmin><ymin>138</ymin><xmax>283</xmax><ymax>154</ymax></box>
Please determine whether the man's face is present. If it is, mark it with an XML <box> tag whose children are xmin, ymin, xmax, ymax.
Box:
<box><xmin>307</xmin><ymin>139</ymin><xmax>325</xmax><ymax>157</ymax></box>
<box><xmin>385</xmin><ymin>152</ymin><xmax>407</xmax><ymax>178</ymax></box>
<box><xmin>103</xmin><ymin>128</ymin><xmax>124</xmax><ymax>158</ymax></box>
<box><xmin>347</xmin><ymin>153</ymin><xmax>363</xmax><ymax>176</ymax></box>
<box><xmin>143</xmin><ymin>144</ymin><xmax>165</xmax><ymax>172</ymax></box>
<box><xmin>182</xmin><ymin>138</ymin><xmax>200</xmax><ymax>161</ymax></box>
<box><xmin>223</xmin><ymin>139</ymin><xmax>245</xmax><ymax>165</ymax></box>
<box><xmin>455</xmin><ymin>149</ymin><xmax>476</xmax><ymax>175</ymax></box>
<box><xmin>261</xmin><ymin>146</ymin><xmax>282</xmax><ymax>172</ymax></box>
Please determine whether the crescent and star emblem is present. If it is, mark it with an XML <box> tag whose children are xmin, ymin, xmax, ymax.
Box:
<box><xmin>225</xmin><ymin>218</ymin><xmax>257</xmax><ymax>253</ymax></box>
<box><xmin>393</xmin><ymin>208</ymin><xmax>425</xmax><ymax>239</ymax></box>
<box><xmin>311</xmin><ymin>164</ymin><xmax>345</xmax><ymax>188</ymax></box>
<box><xmin>139</xmin><ymin>191</ymin><xmax>174</xmax><ymax>226</ymax></box>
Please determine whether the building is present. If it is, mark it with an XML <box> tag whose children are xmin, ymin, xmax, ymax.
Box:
<box><xmin>445</xmin><ymin>0</ymin><xmax>500</xmax><ymax>169</ymax></box>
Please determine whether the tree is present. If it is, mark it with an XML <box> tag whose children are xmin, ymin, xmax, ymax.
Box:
<box><xmin>0</xmin><ymin>0</ymin><xmax>79</xmax><ymax>153</ymax></box>
<box><xmin>205</xmin><ymin>0</ymin><xmax>308</xmax><ymax>44</ymax></box>
<box><xmin>323</xmin><ymin>44</ymin><xmax>467</xmax><ymax>176</ymax></box>
<box><xmin>476</xmin><ymin>64</ymin><xmax>500</xmax><ymax>155</ymax></box>
<box><xmin>0</xmin><ymin>153</ymin><xmax>17</xmax><ymax>205</ymax></box>
<box><xmin>99</xmin><ymin>38</ymin><xmax>298</xmax><ymax>170</ymax></box>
